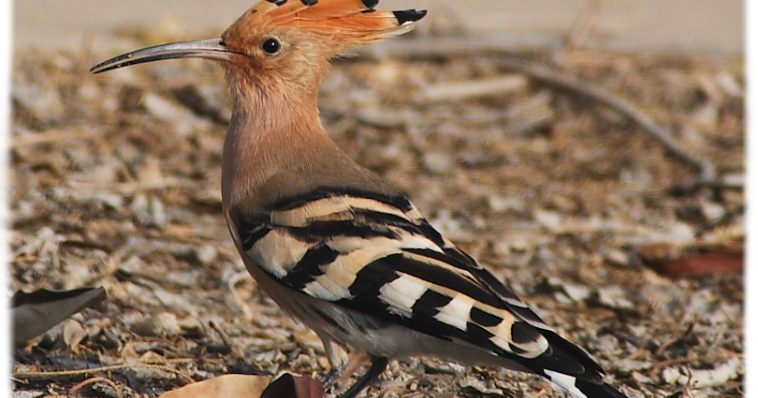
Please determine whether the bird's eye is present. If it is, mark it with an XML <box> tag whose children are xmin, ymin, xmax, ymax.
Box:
<box><xmin>261</xmin><ymin>38</ymin><xmax>281</xmax><ymax>54</ymax></box>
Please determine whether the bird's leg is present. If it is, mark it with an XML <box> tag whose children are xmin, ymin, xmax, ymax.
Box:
<box><xmin>321</xmin><ymin>363</ymin><xmax>347</xmax><ymax>387</ymax></box>
<box><xmin>337</xmin><ymin>357</ymin><xmax>389</xmax><ymax>398</ymax></box>
<box><xmin>321</xmin><ymin>339</ymin><xmax>349</xmax><ymax>386</ymax></box>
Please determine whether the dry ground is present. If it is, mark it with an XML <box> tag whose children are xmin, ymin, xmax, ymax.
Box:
<box><xmin>11</xmin><ymin>30</ymin><xmax>743</xmax><ymax>398</ymax></box>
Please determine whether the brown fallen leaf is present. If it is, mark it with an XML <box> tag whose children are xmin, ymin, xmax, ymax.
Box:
<box><xmin>261</xmin><ymin>373</ymin><xmax>324</xmax><ymax>398</ymax></box>
<box><xmin>12</xmin><ymin>287</ymin><xmax>106</xmax><ymax>346</ymax></box>
<box><xmin>638</xmin><ymin>243</ymin><xmax>743</xmax><ymax>277</ymax></box>
<box><xmin>158</xmin><ymin>374</ymin><xmax>270</xmax><ymax>398</ymax></box>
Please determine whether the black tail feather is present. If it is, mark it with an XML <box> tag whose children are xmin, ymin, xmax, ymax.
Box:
<box><xmin>574</xmin><ymin>378</ymin><xmax>628</xmax><ymax>398</ymax></box>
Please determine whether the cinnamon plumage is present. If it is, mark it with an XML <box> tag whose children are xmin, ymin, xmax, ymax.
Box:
<box><xmin>91</xmin><ymin>1</ymin><xmax>628</xmax><ymax>397</ymax></box>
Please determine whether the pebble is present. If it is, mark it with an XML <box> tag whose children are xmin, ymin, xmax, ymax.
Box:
<box><xmin>132</xmin><ymin>312</ymin><xmax>182</xmax><ymax>338</ymax></box>
<box><xmin>193</xmin><ymin>244</ymin><xmax>218</xmax><ymax>265</ymax></box>
<box><xmin>422</xmin><ymin>152</ymin><xmax>452</xmax><ymax>174</ymax></box>
<box><xmin>533</xmin><ymin>209</ymin><xmax>562</xmax><ymax>231</ymax></box>
<box><xmin>149</xmin><ymin>196</ymin><xmax>168</xmax><ymax>228</ymax></box>
<box><xmin>603</xmin><ymin>247</ymin><xmax>630</xmax><ymax>267</ymax></box>
<box><xmin>13</xmin><ymin>79</ymin><xmax>64</xmax><ymax>123</ymax></box>
<box><xmin>597</xmin><ymin>285</ymin><xmax>635</xmax><ymax>310</ymax></box>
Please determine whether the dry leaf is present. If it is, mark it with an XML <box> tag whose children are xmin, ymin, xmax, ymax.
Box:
<box><xmin>12</xmin><ymin>287</ymin><xmax>106</xmax><ymax>346</ymax></box>
<box><xmin>639</xmin><ymin>243</ymin><xmax>743</xmax><ymax>277</ymax></box>
<box><xmin>261</xmin><ymin>373</ymin><xmax>324</xmax><ymax>398</ymax></box>
<box><xmin>158</xmin><ymin>374</ymin><xmax>270</xmax><ymax>398</ymax></box>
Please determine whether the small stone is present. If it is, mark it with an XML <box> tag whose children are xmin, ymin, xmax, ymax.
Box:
<box><xmin>149</xmin><ymin>196</ymin><xmax>168</xmax><ymax>228</ymax></box>
<box><xmin>597</xmin><ymin>285</ymin><xmax>634</xmax><ymax>310</ymax></box>
<box><xmin>632</xmin><ymin>371</ymin><xmax>655</xmax><ymax>384</ymax></box>
<box><xmin>13</xmin><ymin>79</ymin><xmax>64</xmax><ymax>123</ymax></box>
<box><xmin>563</xmin><ymin>283</ymin><xmax>591</xmax><ymax>302</ymax></box>
<box><xmin>137</xmin><ymin>158</ymin><xmax>165</xmax><ymax>186</ymax></box>
<box><xmin>62</xmin><ymin>319</ymin><xmax>88</xmax><ymax>351</ymax></box>
<box><xmin>488</xmin><ymin>195</ymin><xmax>525</xmax><ymax>213</ymax></box>
<box><xmin>699</xmin><ymin>199</ymin><xmax>726</xmax><ymax>223</ymax></box>
<box><xmin>603</xmin><ymin>248</ymin><xmax>629</xmax><ymax>267</ymax></box>
<box><xmin>142</xmin><ymin>92</ymin><xmax>192</xmax><ymax>124</ymax></box>
<box><xmin>193</xmin><ymin>245</ymin><xmax>218</xmax><ymax>265</ymax></box>
<box><xmin>716</xmin><ymin>71</ymin><xmax>742</xmax><ymax>96</ymax></box>
<box><xmin>133</xmin><ymin>312</ymin><xmax>181</xmax><ymax>338</ymax></box>
<box><xmin>534</xmin><ymin>209</ymin><xmax>562</xmax><ymax>231</ymax></box>
<box><xmin>422</xmin><ymin>152</ymin><xmax>452</xmax><ymax>174</ymax></box>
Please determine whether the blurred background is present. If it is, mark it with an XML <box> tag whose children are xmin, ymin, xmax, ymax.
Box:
<box><xmin>15</xmin><ymin>0</ymin><xmax>743</xmax><ymax>55</ymax></box>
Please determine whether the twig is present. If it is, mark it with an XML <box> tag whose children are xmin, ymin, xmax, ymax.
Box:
<box><xmin>11</xmin><ymin>376</ymin><xmax>29</xmax><ymax>384</ymax></box>
<box><xmin>70</xmin><ymin>376</ymin><xmax>123</xmax><ymax>398</ymax></box>
<box><xmin>11</xmin><ymin>128</ymin><xmax>103</xmax><ymax>148</ymax></box>
<box><xmin>0</xmin><ymin>256</ymin><xmax>38</xmax><ymax>265</ymax></box>
<box><xmin>623</xmin><ymin>347</ymin><xmax>650</xmax><ymax>362</ymax></box>
<box><xmin>209</xmin><ymin>320</ymin><xmax>236</xmax><ymax>351</ymax></box>
<box><xmin>527</xmin><ymin>388</ymin><xmax>550</xmax><ymax>398</ymax></box>
<box><xmin>553</xmin><ymin>0</ymin><xmax>604</xmax><ymax>62</ymax></box>
<box><xmin>493</xmin><ymin>58</ymin><xmax>718</xmax><ymax>186</ymax></box>
<box><xmin>13</xmin><ymin>363</ymin><xmax>195</xmax><ymax>385</ymax></box>
<box><xmin>228</xmin><ymin>270</ymin><xmax>255</xmax><ymax>320</ymax></box>
<box><xmin>651</xmin><ymin>353</ymin><xmax>741</xmax><ymax>372</ymax></box>
<box><xmin>130</xmin><ymin>357</ymin><xmax>196</xmax><ymax>366</ymax></box>
<box><xmin>656</xmin><ymin>320</ymin><xmax>695</xmax><ymax>356</ymax></box>
<box><xmin>66</xmin><ymin>177</ymin><xmax>182</xmax><ymax>194</ymax></box>
<box><xmin>415</xmin><ymin>74</ymin><xmax>528</xmax><ymax>104</ymax></box>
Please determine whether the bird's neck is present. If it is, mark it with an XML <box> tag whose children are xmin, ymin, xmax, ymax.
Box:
<box><xmin>222</xmin><ymin>83</ymin><xmax>323</xmax><ymax>209</ymax></box>
<box><xmin>221</xmin><ymin>83</ymin><xmax>400</xmax><ymax>215</ymax></box>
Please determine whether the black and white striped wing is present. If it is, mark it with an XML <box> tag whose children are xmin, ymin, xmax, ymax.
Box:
<box><xmin>231</xmin><ymin>187</ymin><xmax>608</xmax><ymax>390</ymax></box>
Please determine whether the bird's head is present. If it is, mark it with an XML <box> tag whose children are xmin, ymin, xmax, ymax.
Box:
<box><xmin>91</xmin><ymin>0</ymin><xmax>426</xmax><ymax>102</ymax></box>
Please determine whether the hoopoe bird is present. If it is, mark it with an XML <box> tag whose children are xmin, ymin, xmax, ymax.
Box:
<box><xmin>91</xmin><ymin>1</ymin><xmax>628</xmax><ymax>397</ymax></box>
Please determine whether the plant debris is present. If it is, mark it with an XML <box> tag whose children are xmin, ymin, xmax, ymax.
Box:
<box><xmin>11</xmin><ymin>26</ymin><xmax>743</xmax><ymax>398</ymax></box>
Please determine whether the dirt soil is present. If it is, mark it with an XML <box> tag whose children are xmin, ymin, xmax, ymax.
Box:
<box><xmin>10</xmin><ymin>28</ymin><xmax>744</xmax><ymax>398</ymax></box>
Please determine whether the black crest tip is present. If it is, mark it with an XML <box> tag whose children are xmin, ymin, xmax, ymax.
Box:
<box><xmin>393</xmin><ymin>9</ymin><xmax>427</xmax><ymax>25</ymax></box>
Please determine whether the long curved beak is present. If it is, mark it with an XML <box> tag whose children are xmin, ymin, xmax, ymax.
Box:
<box><xmin>90</xmin><ymin>38</ymin><xmax>232</xmax><ymax>74</ymax></box>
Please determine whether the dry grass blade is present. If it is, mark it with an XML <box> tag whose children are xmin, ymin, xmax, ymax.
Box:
<box><xmin>11</xmin><ymin>255</ymin><xmax>39</xmax><ymax>264</ymax></box>
<box><xmin>70</xmin><ymin>376</ymin><xmax>123</xmax><ymax>398</ymax></box>
<box><xmin>66</xmin><ymin>178</ymin><xmax>182</xmax><ymax>194</ymax></box>
<box><xmin>11</xmin><ymin>127</ymin><xmax>103</xmax><ymax>148</ymax></box>
<box><xmin>415</xmin><ymin>74</ymin><xmax>528</xmax><ymax>104</ymax></box>
<box><xmin>14</xmin><ymin>364</ymin><xmax>195</xmax><ymax>385</ymax></box>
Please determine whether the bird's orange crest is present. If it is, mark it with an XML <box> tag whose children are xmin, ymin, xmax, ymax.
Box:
<box><xmin>226</xmin><ymin>0</ymin><xmax>426</xmax><ymax>49</ymax></box>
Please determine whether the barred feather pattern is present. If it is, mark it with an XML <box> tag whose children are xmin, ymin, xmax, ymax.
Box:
<box><xmin>229</xmin><ymin>0</ymin><xmax>427</xmax><ymax>44</ymax></box>
<box><xmin>230</xmin><ymin>186</ymin><xmax>625</xmax><ymax>397</ymax></box>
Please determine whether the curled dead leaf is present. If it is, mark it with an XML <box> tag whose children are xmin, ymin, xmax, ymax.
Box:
<box><xmin>12</xmin><ymin>287</ymin><xmax>106</xmax><ymax>346</ymax></box>
<box><xmin>156</xmin><ymin>373</ymin><xmax>324</xmax><ymax>398</ymax></box>
<box><xmin>261</xmin><ymin>373</ymin><xmax>324</xmax><ymax>398</ymax></box>
<box><xmin>638</xmin><ymin>242</ymin><xmax>743</xmax><ymax>277</ymax></box>
<box><xmin>158</xmin><ymin>374</ymin><xmax>270</xmax><ymax>398</ymax></box>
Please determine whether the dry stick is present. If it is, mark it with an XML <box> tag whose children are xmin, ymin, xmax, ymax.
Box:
<box><xmin>0</xmin><ymin>256</ymin><xmax>38</xmax><ymax>265</ymax></box>
<box><xmin>493</xmin><ymin>58</ymin><xmax>719</xmax><ymax>191</ymax></box>
<box><xmin>70</xmin><ymin>376</ymin><xmax>124</xmax><ymax>398</ymax></box>
<box><xmin>11</xmin><ymin>128</ymin><xmax>103</xmax><ymax>148</ymax></box>
<box><xmin>415</xmin><ymin>74</ymin><xmax>528</xmax><ymax>104</ymax></box>
<box><xmin>527</xmin><ymin>388</ymin><xmax>550</xmax><ymax>398</ymax></box>
<box><xmin>650</xmin><ymin>353</ymin><xmax>741</xmax><ymax>372</ymax></box>
<box><xmin>555</xmin><ymin>0</ymin><xmax>604</xmax><ymax>59</ymax></box>
<box><xmin>14</xmin><ymin>363</ymin><xmax>195</xmax><ymax>385</ymax></box>
<box><xmin>208</xmin><ymin>320</ymin><xmax>236</xmax><ymax>351</ymax></box>
<box><xmin>66</xmin><ymin>177</ymin><xmax>182</xmax><ymax>194</ymax></box>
